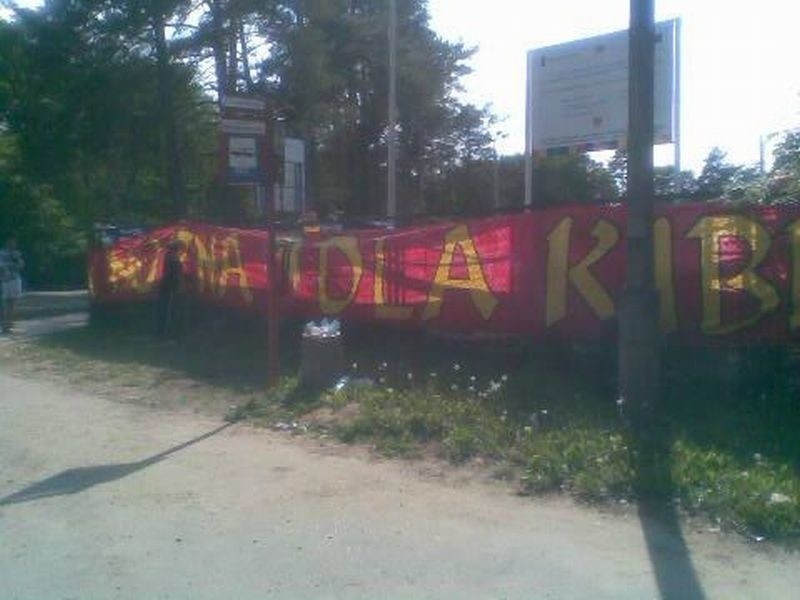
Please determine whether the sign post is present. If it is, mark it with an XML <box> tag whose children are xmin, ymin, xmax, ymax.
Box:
<box><xmin>620</xmin><ymin>0</ymin><xmax>661</xmax><ymax>490</ymax></box>
<box><xmin>219</xmin><ymin>94</ymin><xmax>280</xmax><ymax>387</ymax></box>
<box><xmin>387</xmin><ymin>0</ymin><xmax>398</xmax><ymax>219</ymax></box>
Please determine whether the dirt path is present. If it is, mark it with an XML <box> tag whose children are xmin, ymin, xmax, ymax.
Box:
<box><xmin>1</xmin><ymin>370</ymin><xmax>798</xmax><ymax>599</ymax></box>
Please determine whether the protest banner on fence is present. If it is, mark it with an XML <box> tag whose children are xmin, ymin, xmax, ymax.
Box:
<box><xmin>88</xmin><ymin>202</ymin><xmax>800</xmax><ymax>343</ymax></box>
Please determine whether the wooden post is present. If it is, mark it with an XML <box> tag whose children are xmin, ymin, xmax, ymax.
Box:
<box><xmin>266</xmin><ymin>219</ymin><xmax>280</xmax><ymax>387</ymax></box>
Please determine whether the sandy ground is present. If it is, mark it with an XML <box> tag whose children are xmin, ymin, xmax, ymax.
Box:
<box><xmin>0</xmin><ymin>293</ymin><xmax>798</xmax><ymax>598</ymax></box>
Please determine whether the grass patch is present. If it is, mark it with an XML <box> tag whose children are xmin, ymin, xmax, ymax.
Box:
<box><xmin>329</xmin><ymin>383</ymin><xmax>514</xmax><ymax>462</ymax></box>
<box><xmin>671</xmin><ymin>440</ymin><xmax>800</xmax><ymax>538</ymax></box>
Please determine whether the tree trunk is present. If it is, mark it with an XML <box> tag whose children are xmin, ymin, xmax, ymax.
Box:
<box><xmin>152</xmin><ymin>9</ymin><xmax>186</xmax><ymax>217</ymax></box>
<box><xmin>226</xmin><ymin>19</ymin><xmax>238</xmax><ymax>92</ymax></box>
<box><xmin>208</xmin><ymin>0</ymin><xmax>228</xmax><ymax>97</ymax></box>
<box><xmin>239</xmin><ymin>20</ymin><xmax>254</xmax><ymax>90</ymax></box>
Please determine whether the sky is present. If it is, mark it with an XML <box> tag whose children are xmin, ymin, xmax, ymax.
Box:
<box><xmin>429</xmin><ymin>0</ymin><xmax>800</xmax><ymax>173</ymax></box>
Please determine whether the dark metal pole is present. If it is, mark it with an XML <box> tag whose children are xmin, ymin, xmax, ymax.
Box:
<box><xmin>620</xmin><ymin>0</ymin><xmax>659</xmax><ymax>453</ymax></box>
<box><xmin>266</xmin><ymin>112</ymin><xmax>280</xmax><ymax>388</ymax></box>
<box><xmin>387</xmin><ymin>0</ymin><xmax>398</xmax><ymax>219</ymax></box>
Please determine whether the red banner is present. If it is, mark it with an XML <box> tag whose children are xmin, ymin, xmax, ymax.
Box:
<box><xmin>88</xmin><ymin>202</ymin><xmax>800</xmax><ymax>342</ymax></box>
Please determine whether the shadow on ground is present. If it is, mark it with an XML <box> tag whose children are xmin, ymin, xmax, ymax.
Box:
<box><xmin>630</xmin><ymin>421</ymin><xmax>707</xmax><ymax>600</ymax></box>
<box><xmin>0</xmin><ymin>423</ymin><xmax>232</xmax><ymax>507</ymax></box>
<box><xmin>31</xmin><ymin>303</ymin><xmax>296</xmax><ymax>393</ymax></box>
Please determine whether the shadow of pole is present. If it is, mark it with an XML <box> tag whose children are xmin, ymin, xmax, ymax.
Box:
<box><xmin>631</xmin><ymin>419</ymin><xmax>706</xmax><ymax>600</ymax></box>
<box><xmin>0</xmin><ymin>422</ymin><xmax>233</xmax><ymax>507</ymax></box>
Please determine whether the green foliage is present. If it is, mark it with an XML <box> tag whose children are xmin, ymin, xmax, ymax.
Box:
<box><xmin>671</xmin><ymin>440</ymin><xmax>800</xmax><ymax>537</ymax></box>
<box><xmin>695</xmin><ymin>147</ymin><xmax>742</xmax><ymax>200</ymax></box>
<box><xmin>0</xmin><ymin>2</ymin><xmax>216</xmax><ymax>283</ymax></box>
<box><xmin>262</xmin><ymin>0</ymin><xmax>495</xmax><ymax>216</ymax></box>
<box><xmin>769</xmin><ymin>131</ymin><xmax>800</xmax><ymax>201</ymax></box>
<box><xmin>608</xmin><ymin>149</ymin><xmax>699</xmax><ymax>201</ymax></box>
<box><xmin>331</xmin><ymin>382</ymin><xmax>514</xmax><ymax>463</ymax></box>
<box><xmin>0</xmin><ymin>144</ymin><xmax>86</xmax><ymax>286</ymax></box>
<box><xmin>518</xmin><ymin>429</ymin><xmax>632</xmax><ymax>500</ymax></box>
<box><xmin>429</xmin><ymin>152</ymin><xmax>620</xmax><ymax>214</ymax></box>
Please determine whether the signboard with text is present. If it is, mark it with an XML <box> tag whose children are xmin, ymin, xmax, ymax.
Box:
<box><xmin>527</xmin><ymin>19</ymin><xmax>678</xmax><ymax>153</ymax></box>
<box><xmin>219</xmin><ymin>95</ymin><xmax>268</xmax><ymax>184</ymax></box>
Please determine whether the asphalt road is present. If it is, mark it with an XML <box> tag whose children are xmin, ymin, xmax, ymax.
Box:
<box><xmin>1</xmin><ymin>369</ymin><xmax>799</xmax><ymax>600</ymax></box>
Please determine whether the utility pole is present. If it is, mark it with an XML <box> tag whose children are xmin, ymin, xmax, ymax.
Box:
<box><xmin>387</xmin><ymin>0</ymin><xmax>398</xmax><ymax>219</ymax></box>
<box><xmin>619</xmin><ymin>0</ymin><xmax>660</xmax><ymax>469</ymax></box>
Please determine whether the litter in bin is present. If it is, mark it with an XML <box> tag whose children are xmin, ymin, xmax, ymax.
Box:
<box><xmin>303</xmin><ymin>318</ymin><xmax>341</xmax><ymax>338</ymax></box>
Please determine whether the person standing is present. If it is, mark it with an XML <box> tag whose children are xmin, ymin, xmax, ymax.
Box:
<box><xmin>156</xmin><ymin>239</ymin><xmax>184</xmax><ymax>338</ymax></box>
<box><xmin>0</xmin><ymin>237</ymin><xmax>24</xmax><ymax>333</ymax></box>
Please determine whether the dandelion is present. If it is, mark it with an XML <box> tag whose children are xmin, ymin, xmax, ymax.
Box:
<box><xmin>450</xmin><ymin>383</ymin><xmax>458</xmax><ymax>391</ymax></box>
<box><xmin>488</xmin><ymin>380</ymin><xmax>501</xmax><ymax>393</ymax></box>
<box><xmin>453</xmin><ymin>363</ymin><xmax>461</xmax><ymax>372</ymax></box>
<box><xmin>468</xmin><ymin>385</ymin><xmax>475</xmax><ymax>392</ymax></box>
<box><xmin>379</xmin><ymin>376</ymin><xmax>386</xmax><ymax>384</ymax></box>
<box><xmin>379</xmin><ymin>361</ymin><xmax>388</xmax><ymax>371</ymax></box>
<box><xmin>470</xmin><ymin>375</ymin><xmax>477</xmax><ymax>382</ymax></box>
<box><xmin>351</xmin><ymin>362</ymin><xmax>358</xmax><ymax>370</ymax></box>
<box><xmin>429</xmin><ymin>371</ymin><xmax>437</xmax><ymax>378</ymax></box>
<box><xmin>387</xmin><ymin>387</ymin><xmax>395</xmax><ymax>394</ymax></box>
<box><xmin>407</xmin><ymin>372</ymin><xmax>413</xmax><ymax>381</ymax></box>
<box><xmin>500</xmin><ymin>374</ymin><xmax>508</xmax><ymax>382</ymax></box>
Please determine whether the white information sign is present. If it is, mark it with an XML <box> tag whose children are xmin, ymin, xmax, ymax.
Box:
<box><xmin>221</xmin><ymin>119</ymin><xmax>267</xmax><ymax>135</ymax></box>
<box><xmin>527</xmin><ymin>19</ymin><xmax>678</xmax><ymax>152</ymax></box>
<box><xmin>221</xmin><ymin>95</ymin><xmax>266</xmax><ymax>112</ymax></box>
<box><xmin>228</xmin><ymin>136</ymin><xmax>258</xmax><ymax>174</ymax></box>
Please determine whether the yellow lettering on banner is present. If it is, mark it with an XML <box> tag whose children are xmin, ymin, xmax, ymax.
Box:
<box><xmin>287</xmin><ymin>242</ymin><xmax>302</xmax><ymax>293</ymax></box>
<box><xmin>319</xmin><ymin>236</ymin><xmax>363</xmax><ymax>315</ymax></box>
<box><xmin>176</xmin><ymin>228</ymin><xmax>214</xmax><ymax>293</ymax></box>
<box><xmin>789</xmin><ymin>219</ymin><xmax>800</xmax><ymax>330</ymax></box>
<box><xmin>139</xmin><ymin>241</ymin><xmax>163</xmax><ymax>293</ymax></box>
<box><xmin>422</xmin><ymin>224</ymin><xmax>498</xmax><ymax>321</ymax></box>
<box><xmin>545</xmin><ymin>218</ymin><xmax>618</xmax><ymax>327</ymax></box>
<box><xmin>107</xmin><ymin>252</ymin><xmax>142</xmax><ymax>291</ymax></box>
<box><xmin>217</xmin><ymin>234</ymin><xmax>253</xmax><ymax>304</ymax></box>
<box><xmin>374</xmin><ymin>238</ymin><xmax>413</xmax><ymax>319</ymax></box>
<box><xmin>654</xmin><ymin>217</ymin><xmax>678</xmax><ymax>333</ymax></box>
<box><xmin>687</xmin><ymin>215</ymin><xmax>779</xmax><ymax>334</ymax></box>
